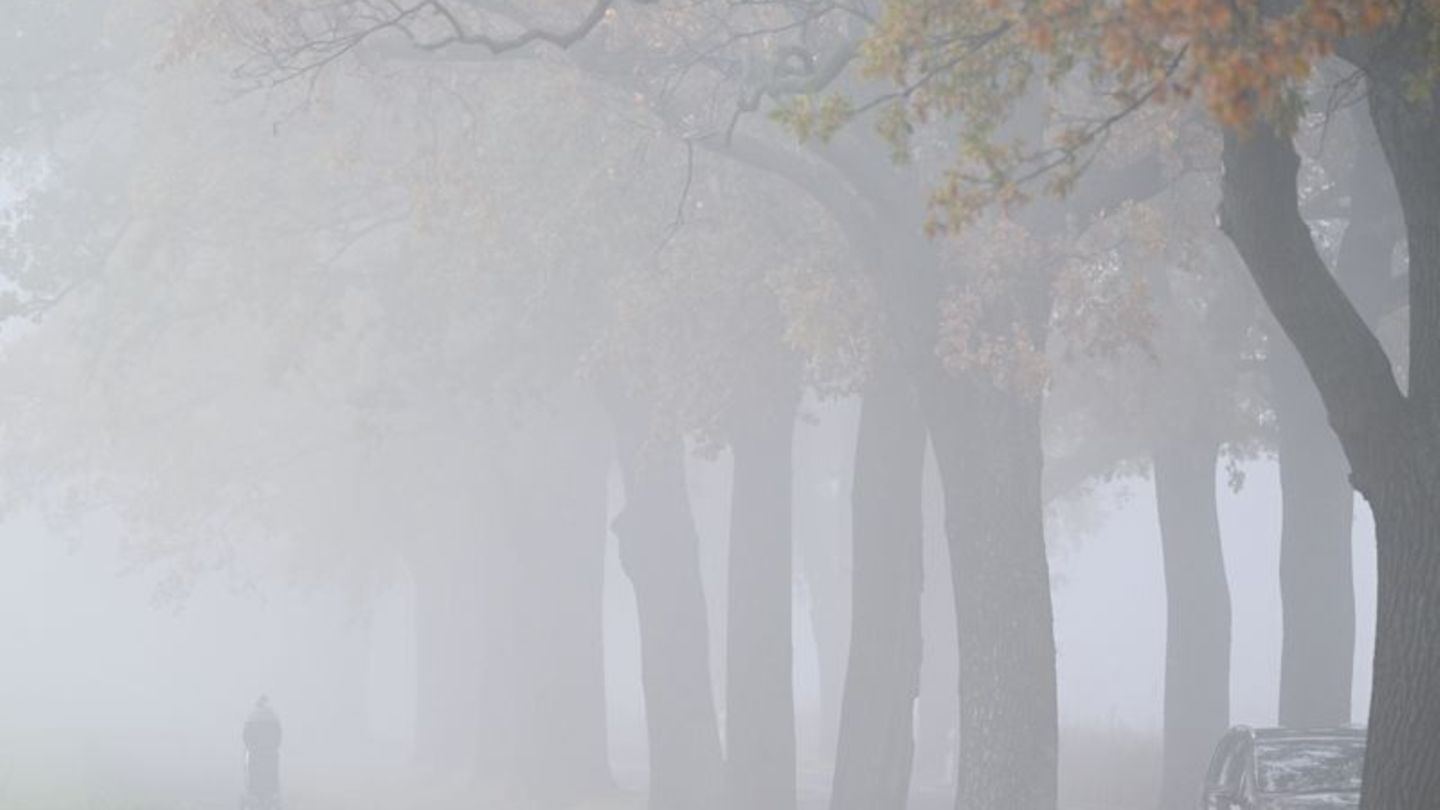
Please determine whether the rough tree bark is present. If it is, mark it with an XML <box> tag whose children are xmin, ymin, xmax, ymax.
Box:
<box><xmin>605</xmin><ymin>387</ymin><xmax>725</xmax><ymax>810</ymax></box>
<box><xmin>1153</xmin><ymin>436</ymin><xmax>1232</xmax><ymax>810</ymax></box>
<box><xmin>726</xmin><ymin>390</ymin><xmax>800</xmax><ymax>810</ymax></box>
<box><xmin>1219</xmin><ymin>99</ymin><xmax>1440</xmax><ymax>810</ymax></box>
<box><xmin>1355</xmin><ymin>46</ymin><xmax>1440</xmax><ymax>810</ymax></box>
<box><xmin>829</xmin><ymin>366</ymin><xmax>927</xmax><ymax>810</ymax></box>
<box><xmin>930</xmin><ymin>375</ymin><xmax>1058</xmax><ymax>810</ymax></box>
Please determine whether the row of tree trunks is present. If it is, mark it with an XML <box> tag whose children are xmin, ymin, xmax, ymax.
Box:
<box><xmin>1153</xmin><ymin>436</ymin><xmax>1231</xmax><ymax>810</ymax></box>
<box><xmin>703</xmin><ymin>133</ymin><xmax>1065</xmax><ymax>810</ymax></box>
<box><xmin>829</xmin><ymin>367</ymin><xmax>927</xmax><ymax>810</ymax></box>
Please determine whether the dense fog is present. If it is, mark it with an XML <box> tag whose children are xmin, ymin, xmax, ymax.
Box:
<box><xmin>2</xmin><ymin>3</ymin><xmax>1436</xmax><ymax>810</ymax></box>
<box><xmin>0</xmin><ymin>457</ymin><xmax>1381</xmax><ymax>808</ymax></box>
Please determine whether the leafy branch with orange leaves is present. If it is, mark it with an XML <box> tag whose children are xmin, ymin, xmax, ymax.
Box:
<box><xmin>778</xmin><ymin>0</ymin><xmax>1427</xmax><ymax>231</ymax></box>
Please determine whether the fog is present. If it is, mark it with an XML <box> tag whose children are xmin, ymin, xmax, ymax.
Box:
<box><xmin>2</xmin><ymin>3</ymin><xmax>1435</xmax><ymax>810</ymax></box>
<box><xmin>0</xmin><ymin>455</ymin><xmax>1380</xmax><ymax>807</ymax></box>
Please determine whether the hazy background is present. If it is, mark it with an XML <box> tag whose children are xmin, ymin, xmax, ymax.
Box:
<box><xmin>0</xmin><ymin>457</ymin><xmax>1377</xmax><ymax>804</ymax></box>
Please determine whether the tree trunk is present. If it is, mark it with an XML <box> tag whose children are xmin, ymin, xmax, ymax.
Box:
<box><xmin>931</xmin><ymin>378</ymin><xmax>1058</xmax><ymax>810</ymax></box>
<box><xmin>508</xmin><ymin>411</ymin><xmax>614</xmax><ymax>803</ymax></box>
<box><xmin>1271</xmin><ymin>114</ymin><xmax>1399</xmax><ymax>730</ymax></box>
<box><xmin>605</xmin><ymin>390</ymin><xmax>725</xmax><ymax>810</ymax></box>
<box><xmin>829</xmin><ymin>369</ymin><xmax>927</xmax><ymax>810</ymax></box>
<box><xmin>1358</xmin><ymin>51</ymin><xmax>1440</xmax><ymax>810</ymax></box>
<box><xmin>915</xmin><ymin>446</ymin><xmax>958</xmax><ymax>792</ymax></box>
<box><xmin>1366</xmin><ymin>47</ymin><xmax>1440</xmax><ymax>422</ymax></box>
<box><xmin>795</xmin><ymin>397</ymin><xmax>856</xmax><ymax>786</ymax></box>
<box><xmin>726</xmin><ymin>398</ymin><xmax>799</xmax><ymax>810</ymax></box>
<box><xmin>1360</xmin><ymin>469</ymin><xmax>1440</xmax><ymax>810</ymax></box>
<box><xmin>1152</xmin><ymin>437</ymin><xmax>1232</xmax><ymax>810</ymax></box>
<box><xmin>1272</xmin><ymin>342</ymin><xmax>1356</xmax><ymax>729</ymax></box>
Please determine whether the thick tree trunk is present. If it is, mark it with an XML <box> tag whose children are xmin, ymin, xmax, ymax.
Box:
<box><xmin>1152</xmin><ymin>437</ymin><xmax>1232</xmax><ymax>810</ymax></box>
<box><xmin>829</xmin><ymin>369</ymin><xmax>927</xmax><ymax>810</ymax></box>
<box><xmin>1271</xmin><ymin>343</ymin><xmax>1356</xmax><ymax>729</ymax></box>
<box><xmin>1359</xmin><ymin>54</ymin><xmax>1440</xmax><ymax>810</ymax></box>
<box><xmin>931</xmin><ymin>379</ymin><xmax>1058</xmax><ymax>810</ymax></box>
<box><xmin>605</xmin><ymin>391</ymin><xmax>725</xmax><ymax>810</ymax></box>
<box><xmin>1360</xmin><ymin>467</ymin><xmax>1440</xmax><ymax>810</ymax></box>
<box><xmin>726</xmin><ymin>398</ymin><xmax>799</xmax><ymax>810</ymax></box>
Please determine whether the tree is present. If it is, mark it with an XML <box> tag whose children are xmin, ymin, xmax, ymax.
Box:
<box><xmin>1272</xmin><ymin>105</ymin><xmax>1402</xmax><ymax>729</ymax></box>
<box><xmin>852</xmin><ymin>2</ymin><xmax>1440</xmax><ymax>808</ymax></box>
<box><xmin>2</xmin><ymin>38</ymin><xmax>668</xmax><ymax>802</ymax></box>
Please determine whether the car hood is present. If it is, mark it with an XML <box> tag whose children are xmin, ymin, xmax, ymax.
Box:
<box><xmin>1254</xmin><ymin>793</ymin><xmax>1360</xmax><ymax>810</ymax></box>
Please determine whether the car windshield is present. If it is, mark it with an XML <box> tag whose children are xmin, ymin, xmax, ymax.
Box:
<box><xmin>1255</xmin><ymin>738</ymin><xmax>1365</xmax><ymax>795</ymax></box>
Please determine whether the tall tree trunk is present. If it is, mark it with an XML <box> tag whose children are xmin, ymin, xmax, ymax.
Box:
<box><xmin>726</xmin><ymin>396</ymin><xmax>799</xmax><ymax>810</ymax></box>
<box><xmin>1357</xmin><ymin>53</ymin><xmax>1440</xmax><ymax>810</ymax></box>
<box><xmin>605</xmin><ymin>389</ymin><xmax>725</xmax><ymax>810</ymax></box>
<box><xmin>915</xmin><ymin>446</ymin><xmax>958</xmax><ymax>792</ymax></box>
<box><xmin>1272</xmin><ymin>343</ymin><xmax>1356</xmax><ymax>729</ymax></box>
<box><xmin>795</xmin><ymin>397</ymin><xmax>856</xmax><ymax>786</ymax></box>
<box><xmin>829</xmin><ymin>368</ymin><xmax>927</xmax><ymax>810</ymax></box>
<box><xmin>1152</xmin><ymin>437</ymin><xmax>1231</xmax><ymax>810</ymax></box>
<box><xmin>1366</xmin><ymin>41</ymin><xmax>1440</xmax><ymax>419</ymax></box>
<box><xmin>1271</xmin><ymin>107</ymin><xmax>1403</xmax><ymax>729</ymax></box>
<box><xmin>931</xmin><ymin>377</ymin><xmax>1058</xmax><ymax>810</ymax></box>
<box><xmin>1360</xmin><ymin>473</ymin><xmax>1440</xmax><ymax>810</ymax></box>
<box><xmin>507</xmin><ymin>408</ymin><xmax>614</xmax><ymax>803</ymax></box>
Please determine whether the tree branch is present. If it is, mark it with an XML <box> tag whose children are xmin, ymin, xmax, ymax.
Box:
<box><xmin>234</xmin><ymin>0</ymin><xmax>623</xmax><ymax>86</ymax></box>
<box><xmin>1219</xmin><ymin>125</ymin><xmax>1409</xmax><ymax>494</ymax></box>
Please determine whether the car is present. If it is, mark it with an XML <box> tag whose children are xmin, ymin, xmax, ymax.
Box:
<box><xmin>1201</xmin><ymin>726</ymin><xmax>1366</xmax><ymax>809</ymax></box>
